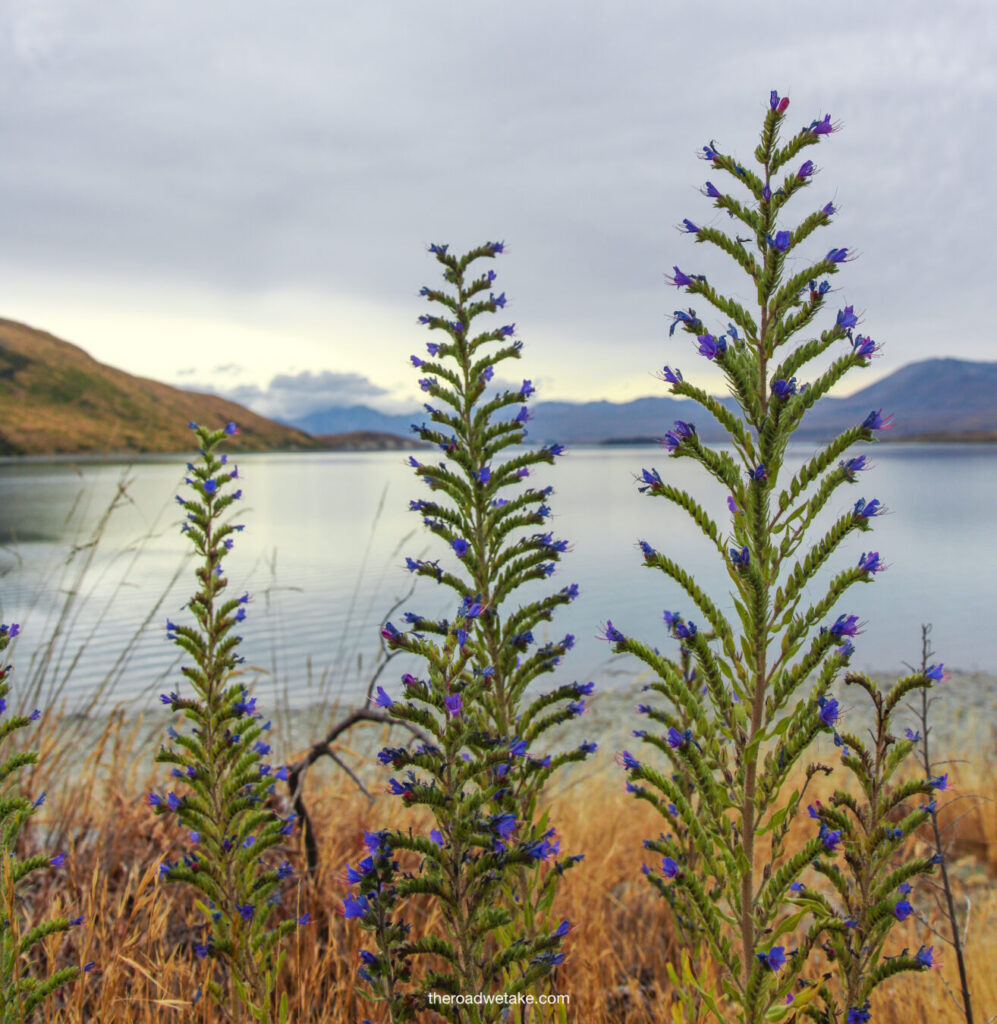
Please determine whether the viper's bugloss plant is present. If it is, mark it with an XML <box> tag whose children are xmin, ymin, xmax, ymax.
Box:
<box><xmin>0</xmin><ymin>623</ymin><xmax>80</xmax><ymax>1021</ymax></box>
<box><xmin>347</xmin><ymin>243</ymin><xmax>591</xmax><ymax>1021</ymax></box>
<box><xmin>797</xmin><ymin>669</ymin><xmax>939</xmax><ymax>1022</ymax></box>
<box><xmin>608</xmin><ymin>92</ymin><xmax>927</xmax><ymax>1022</ymax></box>
<box><xmin>154</xmin><ymin>422</ymin><xmax>302</xmax><ymax>1024</ymax></box>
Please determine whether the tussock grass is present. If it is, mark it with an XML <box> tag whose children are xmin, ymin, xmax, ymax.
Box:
<box><xmin>11</xmin><ymin>708</ymin><xmax>995</xmax><ymax>1022</ymax></box>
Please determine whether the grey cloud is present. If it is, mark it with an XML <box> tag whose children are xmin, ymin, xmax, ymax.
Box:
<box><xmin>0</xmin><ymin>0</ymin><xmax>995</xmax><ymax>377</ymax></box>
<box><xmin>201</xmin><ymin>370</ymin><xmax>391</xmax><ymax>420</ymax></box>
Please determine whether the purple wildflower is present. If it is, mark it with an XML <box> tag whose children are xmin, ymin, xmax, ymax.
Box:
<box><xmin>858</xmin><ymin>551</ymin><xmax>884</xmax><ymax>573</ymax></box>
<box><xmin>797</xmin><ymin>160</ymin><xmax>815</xmax><ymax>180</ymax></box>
<box><xmin>863</xmin><ymin>409</ymin><xmax>892</xmax><ymax>430</ymax></box>
<box><xmin>817</xmin><ymin>695</ymin><xmax>840</xmax><ymax>727</ymax></box>
<box><xmin>836</xmin><ymin>306</ymin><xmax>858</xmax><ymax>330</ymax></box>
<box><xmin>696</xmin><ymin>333</ymin><xmax>726</xmax><ymax>360</ymax></box>
<box><xmin>757</xmin><ymin>946</ymin><xmax>786</xmax><ymax>971</ymax></box>
<box><xmin>810</xmin><ymin>114</ymin><xmax>840</xmax><ymax>136</ymax></box>
<box><xmin>830</xmin><ymin>614</ymin><xmax>863</xmax><ymax>638</ymax></box>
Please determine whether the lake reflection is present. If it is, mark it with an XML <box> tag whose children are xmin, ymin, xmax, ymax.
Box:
<box><xmin>0</xmin><ymin>443</ymin><xmax>994</xmax><ymax>709</ymax></box>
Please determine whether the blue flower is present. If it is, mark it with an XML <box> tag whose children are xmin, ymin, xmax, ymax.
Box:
<box><xmin>491</xmin><ymin>291</ymin><xmax>506</xmax><ymax>308</ymax></box>
<box><xmin>639</xmin><ymin>468</ymin><xmax>662</xmax><ymax>492</ymax></box>
<box><xmin>847</xmin><ymin>1006</ymin><xmax>871</xmax><ymax>1024</ymax></box>
<box><xmin>667</xmin><ymin>727</ymin><xmax>692</xmax><ymax>750</ymax></box>
<box><xmin>663</xmin><ymin>420</ymin><xmax>696</xmax><ymax>452</ymax></box>
<box><xmin>452</xmin><ymin>538</ymin><xmax>470</xmax><ymax>557</ymax></box>
<box><xmin>830</xmin><ymin>614</ymin><xmax>863</xmax><ymax>638</ymax></box>
<box><xmin>679</xmin><ymin>219</ymin><xmax>699</xmax><ymax>234</ymax></box>
<box><xmin>853</xmin><ymin>497</ymin><xmax>884</xmax><ymax>519</ymax></box>
<box><xmin>819</xmin><ymin>824</ymin><xmax>842</xmax><ymax>852</ymax></box>
<box><xmin>840</xmin><ymin>455</ymin><xmax>869</xmax><ymax>478</ymax></box>
<box><xmin>757</xmin><ymin>946</ymin><xmax>786</xmax><ymax>971</ymax></box>
<box><xmin>905</xmin><ymin>728</ymin><xmax>921</xmax><ymax>742</ymax></box>
<box><xmin>797</xmin><ymin>160</ymin><xmax>815</xmax><ymax>180</ymax></box>
<box><xmin>926</xmin><ymin>663</ymin><xmax>945</xmax><ymax>681</ymax></box>
<box><xmin>444</xmin><ymin>693</ymin><xmax>463</xmax><ymax>717</ymax></box>
<box><xmin>810</xmin><ymin>114</ymin><xmax>840</xmax><ymax>136</ymax></box>
<box><xmin>772</xmin><ymin>377</ymin><xmax>797</xmax><ymax>399</ymax></box>
<box><xmin>373</xmin><ymin>686</ymin><xmax>393</xmax><ymax>709</ymax></box>
<box><xmin>827</xmin><ymin>248</ymin><xmax>850</xmax><ymax>263</ymax></box>
<box><xmin>702</xmin><ymin>181</ymin><xmax>721</xmax><ymax>198</ymax></box>
<box><xmin>661</xmin><ymin>857</ymin><xmax>680</xmax><ymax>878</ymax></box>
<box><xmin>894</xmin><ymin>899</ymin><xmax>914</xmax><ymax>921</ymax></box>
<box><xmin>49</xmin><ymin>852</ymin><xmax>67</xmax><ymax>869</ymax></box>
<box><xmin>768</xmin><ymin>230</ymin><xmax>792</xmax><ymax>252</ymax></box>
<box><xmin>601</xmin><ymin>621</ymin><xmax>625</xmax><ymax>643</ymax></box>
<box><xmin>491</xmin><ymin>813</ymin><xmax>517</xmax><ymax>840</ymax></box>
<box><xmin>662</xmin><ymin>365</ymin><xmax>683</xmax><ymax>384</ymax></box>
<box><xmin>853</xmin><ymin>335</ymin><xmax>880</xmax><ymax>358</ymax></box>
<box><xmin>730</xmin><ymin>546</ymin><xmax>750</xmax><ymax>567</ymax></box>
<box><xmin>916</xmin><ymin>945</ymin><xmax>939</xmax><ymax>969</ymax></box>
<box><xmin>696</xmin><ymin>334</ymin><xmax>726</xmax><ymax>360</ymax></box>
<box><xmin>858</xmin><ymin>551</ymin><xmax>884</xmax><ymax>573</ymax></box>
<box><xmin>343</xmin><ymin>894</ymin><xmax>369</xmax><ymax>920</ymax></box>
<box><xmin>859</xmin><ymin>407</ymin><xmax>896</xmax><ymax>432</ymax></box>
<box><xmin>836</xmin><ymin>306</ymin><xmax>858</xmax><ymax>330</ymax></box>
<box><xmin>667</xmin><ymin>266</ymin><xmax>694</xmax><ymax>288</ymax></box>
<box><xmin>520</xmin><ymin>380</ymin><xmax>535</xmax><ymax>399</ymax></box>
<box><xmin>817</xmin><ymin>696</ymin><xmax>840</xmax><ymax>727</ymax></box>
<box><xmin>668</xmin><ymin>309</ymin><xmax>700</xmax><ymax>336</ymax></box>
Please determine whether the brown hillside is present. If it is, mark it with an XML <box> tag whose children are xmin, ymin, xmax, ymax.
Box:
<box><xmin>0</xmin><ymin>318</ymin><xmax>322</xmax><ymax>456</ymax></box>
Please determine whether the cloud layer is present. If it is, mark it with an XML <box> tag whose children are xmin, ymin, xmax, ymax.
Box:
<box><xmin>1</xmin><ymin>0</ymin><xmax>993</xmax><ymax>407</ymax></box>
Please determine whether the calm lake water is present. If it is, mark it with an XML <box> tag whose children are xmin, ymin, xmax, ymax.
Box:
<box><xmin>0</xmin><ymin>444</ymin><xmax>994</xmax><ymax>711</ymax></box>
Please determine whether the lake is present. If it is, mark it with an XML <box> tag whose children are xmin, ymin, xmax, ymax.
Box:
<box><xmin>0</xmin><ymin>443</ymin><xmax>994</xmax><ymax>712</ymax></box>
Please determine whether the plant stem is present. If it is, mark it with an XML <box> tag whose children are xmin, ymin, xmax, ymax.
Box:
<box><xmin>916</xmin><ymin>625</ymin><xmax>974</xmax><ymax>1023</ymax></box>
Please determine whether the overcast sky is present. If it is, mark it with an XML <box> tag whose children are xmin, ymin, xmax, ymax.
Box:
<box><xmin>2</xmin><ymin>1</ymin><xmax>992</xmax><ymax>420</ymax></box>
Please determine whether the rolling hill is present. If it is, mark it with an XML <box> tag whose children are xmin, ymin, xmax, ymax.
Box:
<box><xmin>0</xmin><ymin>318</ymin><xmax>322</xmax><ymax>456</ymax></box>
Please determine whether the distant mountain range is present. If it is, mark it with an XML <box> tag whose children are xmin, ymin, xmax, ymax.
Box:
<box><xmin>286</xmin><ymin>358</ymin><xmax>997</xmax><ymax>444</ymax></box>
<box><xmin>2</xmin><ymin>315</ymin><xmax>995</xmax><ymax>456</ymax></box>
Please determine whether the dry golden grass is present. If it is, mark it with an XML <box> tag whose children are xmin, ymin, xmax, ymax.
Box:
<box><xmin>15</xmin><ymin>711</ymin><xmax>997</xmax><ymax>1023</ymax></box>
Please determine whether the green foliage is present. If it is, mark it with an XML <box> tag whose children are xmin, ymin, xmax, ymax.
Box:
<box><xmin>349</xmin><ymin>244</ymin><xmax>590</xmax><ymax>1022</ymax></box>
<box><xmin>614</xmin><ymin>95</ymin><xmax>916</xmax><ymax>1023</ymax></box>
<box><xmin>0</xmin><ymin>624</ymin><xmax>80</xmax><ymax>1021</ymax></box>
<box><xmin>153</xmin><ymin>422</ymin><xmax>302</xmax><ymax>1024</ymax></box>
<box><xmin>802</xmin><ymin>671</ymin><xmax>938</xmax><ymax>1020</ymax></box>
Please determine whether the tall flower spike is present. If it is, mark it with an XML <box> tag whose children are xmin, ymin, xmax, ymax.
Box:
<box><xmin>612</xmin><ymin>93</ymin><xmax>907</xmax><ymax>1024</ymax></box>
<box><xmin>154</xmin><ymin>423</ymin><xmax>301</xmax><ymax>1022</ymax></box>
<box><xmin>0</xmin><ymin>625</ymin><xmax>81</xmax><ymax>1012</ymax></box>
<box><xmin>352</xmin><ymin>244</ymin><xmax>589</xmax><ymax>1021</ymax></box>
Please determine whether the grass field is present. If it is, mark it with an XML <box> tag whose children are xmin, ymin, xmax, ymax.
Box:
<box><xmin>13</xmin><ymin>702</ymin><xmax>995</xmax><ymax>1023</ymax></box>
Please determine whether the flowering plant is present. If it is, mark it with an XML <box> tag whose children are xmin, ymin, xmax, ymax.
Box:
<box><xmin>153</xmin><ymin>422</ymin><xmax>302</xmax><ymax>1023</ymax></box>
<box><xmin>609</xmin><ymin>92</ymin><xmax>936</xmax><ymax>1022</ymax></box>
<box><xmin>346</xmin><ymin>243</ymin><xmax>591</xmax><ymax>1021</ymax></box>
<box><xmin>0</xmin><ymin>623</ymin><xmax>81</xmax><ymax>1020</ymax></box>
